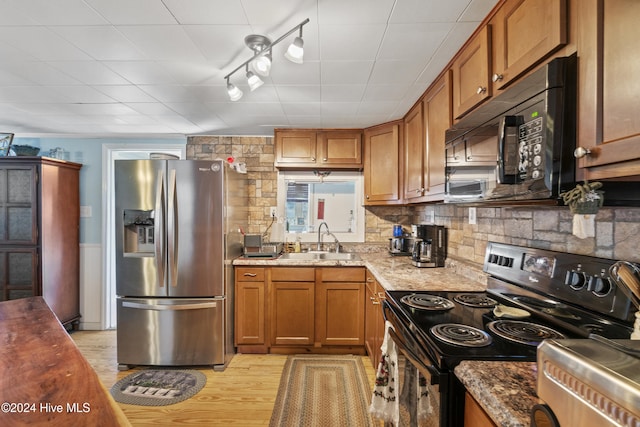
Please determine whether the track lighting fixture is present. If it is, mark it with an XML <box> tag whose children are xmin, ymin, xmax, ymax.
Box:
<box><xmin>224</xmin><ymin>18</ymin><xmax>309</xmax><ymax>101</ymax></box>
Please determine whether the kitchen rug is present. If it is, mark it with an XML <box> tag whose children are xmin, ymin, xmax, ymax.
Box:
<box><xmin>269</xmin><ymin>355</ymin><xmax>376</xmax><ymax>427</ymax></box>
<box><xmin>110</xmin><ymin>369</ymin><xmax>206</xmax><ymax>406</ymax></box>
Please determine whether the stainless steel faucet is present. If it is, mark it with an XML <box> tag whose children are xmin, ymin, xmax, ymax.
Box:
<box><xmin>317</xmin><ymin>221</ymin><xmax>341</xmax><ymax>252</ymax></box>
<box><xmin>317</xmin><ymin>221</ymin><xmax>329</xmax><ymax>251</ymax></box>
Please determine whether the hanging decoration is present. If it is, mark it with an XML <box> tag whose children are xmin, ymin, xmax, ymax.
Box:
<box><xmin>560</xmin><ymin>181</ymin><xmax>604</xmax><ymax>239</ymax></box>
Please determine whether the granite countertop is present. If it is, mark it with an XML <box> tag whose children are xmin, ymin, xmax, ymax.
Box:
<box><xmin>233</xmin><ymin>251</ymin><xmax>488</xmax><ymax>292</ymax></box>
<box><xmin>455</xmin><ymin>361</ymin><xmax>539</xmax><ymax>427</ymax></box>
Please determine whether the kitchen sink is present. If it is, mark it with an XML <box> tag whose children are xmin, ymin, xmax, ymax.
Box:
<box><xmin>279</xmin><ymin>252</ymin><xmax>360</xmax><ymax>261</ymax></box>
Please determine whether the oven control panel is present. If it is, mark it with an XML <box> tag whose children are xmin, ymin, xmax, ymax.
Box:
<box><xmin>484</xmin><ymin>242</ymin><xmax>634</xmax><ymax>323</ymax></box>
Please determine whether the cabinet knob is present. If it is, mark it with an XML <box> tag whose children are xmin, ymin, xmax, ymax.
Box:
<box><xmin>574</xmin><ymin>147</ymin><xmax>592</xmax><ymax>158</ymax></box>
<box><xmin>311</xmin><ymin>157</ymin><xmax>316</xmax><ymax>161</ymax></box>
<box><xmin>366</xmin><ymin>195</ymin><xmax>370</xmax><ymax>199</ymax></box>
<box><xmin>492</xmin><ymin>73</ymin><xmax>503</xmax><ymax>83</ymax></box>
<box><xmin>477</xmin><ymin>86</ymin><xmax>487</xmax><ymax>94</ymax></box>
<box><xmin>323</xmin><ymin>158</ymin><xmax>328</xmax><ymax>161</ymax></box>
<box><xmin>467</xmin><ymin>155</ymin><xmax>473</xmax><ymax>161</ymax></box>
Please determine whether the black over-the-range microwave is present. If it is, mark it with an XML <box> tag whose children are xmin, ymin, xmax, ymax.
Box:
<box><xmin>444</xmin><ymin>54</ymin><xmax>640</xmax><ymax>206</ymax></box>
<box><xmin>444</xmin><ymin>55</ymin><xmax>578</xmax><ymax>204</ymax></box>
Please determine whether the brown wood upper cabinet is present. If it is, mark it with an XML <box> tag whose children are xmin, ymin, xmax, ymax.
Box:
<box><xmin>576</xmin><ymin>0</ymin><xmax>640</xmax><ymax>180</ymax></box>
<box><xmin>490</xmin><ymin>0</ymin><xmax>568</xmax><ymax>91</ymax></box>
<box><xmin>452</xmin><ymin>0</ymin><xmax>568</xmax><ymax>120</ymax></box>
<box><xmin>363</xmin><ymin>121</ymin><xmax>403</xmax><ymax>205</ymax></box>
<box><xmin>404</xmin><ymin>72</ymin><xmax>451</xmax><ymax>203</ymax></box>
<box><xmin>452</xmin><ymin>25</ymin><xmax>491</xmax><ymax>120</ymax></box>
<box><xmin>274</xmin><ymin>129</ymin><xmax>363</xmax><ymax>169</ymax></box>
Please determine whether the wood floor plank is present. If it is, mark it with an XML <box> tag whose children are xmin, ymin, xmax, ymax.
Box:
<box><xmin>71</xmin><ymin>330</ymin><xmax>379</xmax><ymax>426</ymax></box>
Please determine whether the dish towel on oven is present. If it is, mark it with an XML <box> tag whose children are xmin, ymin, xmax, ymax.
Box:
<box><xmin>369</xmin><ymin>321</ymin><xmax>400</xmax><ymax>425</ymax></box>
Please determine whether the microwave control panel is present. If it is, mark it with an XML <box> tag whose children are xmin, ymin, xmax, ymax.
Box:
<box><xmin>518</xmin><ymin>116</ymin><xmax>545</xmax><ymax>181</ymax></box>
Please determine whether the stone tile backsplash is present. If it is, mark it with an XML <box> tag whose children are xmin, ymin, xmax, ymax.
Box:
<box><xmin>188</xmin><ymin>135</ymin><xmax>640</xmax><ymax>265</ymax></box>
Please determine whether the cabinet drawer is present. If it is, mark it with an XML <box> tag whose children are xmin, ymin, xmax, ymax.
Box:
<box><xmin>236</xmin><ymin>267</ymin><xmax>265</xmax><ymax>281</ymax></box>
<box><xmin>319</xmin><ymin>267</ymin><xmax>365</xmax><ymax>282</ymax></box>
<box><xmin>271</xmin><ymin>267</ymin><xmax>315</xmax><ymax>282</ymax></box>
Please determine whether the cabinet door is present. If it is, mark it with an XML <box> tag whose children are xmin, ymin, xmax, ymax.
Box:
<box><xmin>576</xmin><ymin>0</ymin><xmax>640</xmax><ymax>179</ymax></box>
<box><xmin>491</xmin><ymin>0</ymin><xmax>567</xmax><ymax>91</ymax></box>
<box><xmin>452</xmin><ymin>25</ymin><xmax>492</xmax><ymax>120</ymax></box>
<box><xmin>274</xmin><ymin>130</ymin><xmax>318</xmax><ymax>167</ymax></box>
<box><xmin>464</xmin><ymin>392</ymin><xmax>497</xmax><ymax>427</ymax></box>
<box><xmin>0</xmin><ymin>165</ymin><xmax>37</xmax><ymax>244</ymax></box>
<box><xmin>404</xmin><ymin>102</ymin><xmax>425</xmax><ymax>201</ymax></box>
<box><xmin>318</xmin><ymin>131</ymin><xmax>363</xmax><ymax>168</ymax></box>
<box><xmin>423</xmin><ymin>72</ymin><xmax>452</xmax><ymax>201</ymax></box>
<box><xmin>234</xmin><ymin>268</ymin><xmax>266</xmax><ymax>347</ymax></box>
<box><xmin>316</xmin><ymin>281</ymin><xmax>365</xmax><ymax>346</ymax></box>
<box><xmin>363</xmin><ymin>122</ymin><xmax>403</xmax><ymax>204</ymax></box>
<box><xmin>270</xmin><ymin>281</ymin><xmax>314</xmax><ymax>346</ymax></box>
<box><xmin>0</xmin><ymin>248</ymin><xmax>38</xmax><ymax>302</ymax></box>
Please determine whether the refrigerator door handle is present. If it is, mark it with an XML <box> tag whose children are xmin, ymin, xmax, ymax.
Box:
<box><xmin>122</xmin><ymin>301</ymin><xmax>220</xmax><ymax>311</ymax></box>
<box><xmin>168</xmin><ymin>168</ymin><xmax>178</xmax><ymax>288</ymax></box>
<box><xmin>154</xmin><ymin>169</ymin><xmax>166</xmax><ymax>288</ymax></box>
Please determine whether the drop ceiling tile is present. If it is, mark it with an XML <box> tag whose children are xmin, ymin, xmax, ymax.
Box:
<box><xmin>85</xmin><ymin>0</ymin><xmax>177</xmax><ymax>24</ymax></box>
<box><xmin>0</xmin><ymin>62</ymin><xmax>81</xmax><ymax>85</ymax></box>
<box><xmin>0</xmin><ymin>27</ymin><xmax>93</xmax><ymax>61</ymax></box>
<box><xmin>319</xmin><ymin>25</ymin><xmax>386</xmax><ymax>61</ymax></box>
<box><xmin>321</xmin><ymin>61</ymin><xmax>374</xmax><ymax>85</ymax></box>
<box><xmin>286</xmin><ymin>116</ymin><xmax>323</xmax><ymax>128</ymax></box>
<box><xmin>182</xmin><ymin>25</ymin><xmax>253</xmax><ymax>62</ymax></box>
<box><xmin>47</xmin><ymin>61</ymin><xmax>131</xmax><ymax>85</ymax></box>
<box><xmin>52</xmin><ymin>27</ymin><xmax>146</xmax><ymax>61</ymax></box>
<box><xmin>275</xmin><ymin>85</ymin><xmax>320</xmax><ymax>103</ymax></box>
<box><xmin>265</xmin><ymin>60</ymin><xmax>319</xmax><ymax>86</ymax></box>
<box><xmin>368</xmin><ymin>60</ymin><xmax>427</xmax><ymax>85</ymax></box>
<box><xmin>362</xmin><ymin>84</ymin><xmax>412</xmax><ymax>102</ymax></box>
<box><xmin>221</xmin><ymin>102</ymin><xmax>285</xmax><ymax>117</ymax></box>
<box><xmin>163</xmin><ymin>0</ymin><xmax>248</xmax><ymax>25</ymax></box>
<box><xmin>0</xmin><ymin>1</ymin><xmax>40</xmax><ymax>25</ymax></box>
<box><xmin>390</xmin><ymin>0</ymin><xmax>472</xmax><ymax>23</ymax></box>
<box><xmin>378</xmin><ymin>23</ymin><xmax>452</xmax><ymax>60</ymax></box>
<box><xmin>137</xmin><ymin>85</ymin><xmax>199</xmax><ymax>103</ymax></box>
<box><xmin>0</xmin><ymin>69</ymin><xmax>33</xmax><ymax>85</ymax></box>
<box><xmin>158</xmin><ymin>61</ymin><xmax>225</xmax><ymax>85</ymax></box>
<box><xmin>93</xmin><ymin>85</ymin><xmax>157</xmax><ymax>103</ymax></box>
<box><xmin>0</xmin><ymin>86</ymin><xmax>71</xmax><ymax>103</ymax></box>
<box><xmin>9</xmin><ymin>0</ymin><xmax>108</xmax><ymax>25</ymax></box>
<box><xmin>116</xmin><ymin>26</ymin><xmax>207</xmax><ymax>61</ymax></box>
<box><xmin>102</xmin><ymin>62</ymin><xmax>177</xmax><ymax>85</ymax></box>
<box><xmin>318</xmin><ymin>0</ymin><xmax>395</xmax><ymax>24</ymax></box>
<box><xmin>64</xmin><ymin>103</ymin><xmax>140</xmax><ymax>115</ymax></box>
<box><xmin>321</xmin><ymin>85</ymin><xmax>366</xmax><ymax>102</ymax></box>
<box><xmin>320</xmin><ymin>102</ymin><xmax>359</xmax><ymax>116</ymax></box>
<box><xmin>48</xmin><ymin>86</ymin><xmax>117</xmax><ymax>103</ymax></box>
<box><xmin>125</xmin><ymin>103</ymin><xmax>177</xmax><ymax>115</ymax></box>
<box><xmin>281</xmin><ymin>102</ymin><xmax>321</xmax><ymax>116</ymax></box>
<box><xmin>240</xmin><ymin>0</ymin><xmax>316</xmax><ymax>25</ymax></box>
<box><xmin>358</xmin><ymin>101</ymin><xmax>401</xmax><ymax>115</ymax></box>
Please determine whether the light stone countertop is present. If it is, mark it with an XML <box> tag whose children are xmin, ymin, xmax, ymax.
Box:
<box><xmin>454</xmin><ymin>361</ymin><xmax>539</xmax><ymax>427</ymax></box>
<box><xmin>233</xmin><ymin>251</ymin><xmax>488</xmax><ymax>292</ymax></box>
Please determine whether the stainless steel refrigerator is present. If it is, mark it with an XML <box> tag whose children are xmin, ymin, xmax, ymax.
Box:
<box><xmin>114</xmin><ymin>159</ymin><xmax>246</xmax><ymax>370</ymax></box>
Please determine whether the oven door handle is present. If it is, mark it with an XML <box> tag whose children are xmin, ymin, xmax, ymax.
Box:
<box><xmin>387</xmin><ymin>327</ymin><xmax>441</xmax><ymax>385</ymax></box>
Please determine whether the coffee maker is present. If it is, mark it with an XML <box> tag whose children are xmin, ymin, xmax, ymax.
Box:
<box><xmin>411</xmin><ymin>224</ymin><xmax>446</xmax><ymax>267</ymax></box>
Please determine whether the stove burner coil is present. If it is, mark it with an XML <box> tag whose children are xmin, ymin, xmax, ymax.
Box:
<box><xmin>487</xmin><ymin>320</ymin><xmax>566</xmax><ymax>346</ymax></box>
<box><xmin>453</xmin><ymin>294</ymin><xmax>498</xmax><ymax>308</ymax></box>
<box><xmin>430</xmin><ymin>323</ymin><xmax>493</xmax><ymax>347</ymax></box>
<box><xmin>400</xmin><ymin>293</ymin><xmax>455</xmax><ymax>311</ymax></box>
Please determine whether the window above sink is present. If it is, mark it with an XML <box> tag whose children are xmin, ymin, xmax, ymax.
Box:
<box><xmin>275</xmin><ymin>171</ymin><xmax>365</xmax><ymax>243</ymax></box>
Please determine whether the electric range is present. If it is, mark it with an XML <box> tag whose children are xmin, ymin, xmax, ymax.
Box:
<box><xmin>381</xmin><ymin>242</ymin><xmax>636</xmax><ymax>427</ymax></box>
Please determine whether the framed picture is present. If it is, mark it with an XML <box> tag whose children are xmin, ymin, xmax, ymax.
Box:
<box><xmin>0</xmin><ymin>133</ymin><xmax>14</xmax><ymax>156</ymax></box>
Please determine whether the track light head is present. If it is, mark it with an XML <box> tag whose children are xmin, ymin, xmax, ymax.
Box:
<box><xmin>285</xmin><ymin>36</ymin><xmax>304</xmax><ymax>64</ymax></box>
<box><xmin>246</xmin><ymin>70</ymin><xmax>264</xmax><ymax>91</ymax></box>
<box><xmin>226</xmin><ymin>78</ymin><xmax>243</xmax><ymax>101</ymax></box>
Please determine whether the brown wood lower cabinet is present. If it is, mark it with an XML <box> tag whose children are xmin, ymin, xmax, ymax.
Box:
<box><xmin>234</xmin><ymin>265</ymin><xmax>366</xmax><ymax>355</ymax></box>
<box><xmin>364</xmin><ymin>270</ymin><xmax>385</xmax><ymax>369</ymax></box>
<box><xmin>464</xmin><ymin>392</ymin><xmax>497</xmax><ymax>427</ymax></box>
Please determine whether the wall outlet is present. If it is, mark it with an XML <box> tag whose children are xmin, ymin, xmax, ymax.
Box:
<box><xmin>427</xmin><ymin>210</ymin><xmax>435</xmax><ymax>224</ymax></box>
<box><xmin>468</xmin><ymin>207</ymin><xmax>477</xmax><ymax>225</ymax></box>
<box><xmin>270</xmin><ymin>207</ymin><xmax>277</xmax><ymax>218</ymax></box>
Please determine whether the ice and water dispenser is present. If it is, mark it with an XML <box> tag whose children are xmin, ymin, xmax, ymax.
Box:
<box><xmin>122</xmin><ymin>209</ymin><xmax>155</xmax><ymax>255</ymax></box>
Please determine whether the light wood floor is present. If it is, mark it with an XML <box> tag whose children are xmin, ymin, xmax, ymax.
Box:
<box><xmin>72</xmin><ymin>330</ymin><xmax>378</xmax><ymax>426</ymax></box>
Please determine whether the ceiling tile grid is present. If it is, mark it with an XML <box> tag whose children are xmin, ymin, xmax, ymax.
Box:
<box><xmin>0</xmin><ymin>0</ymin><xmax>497</xmax><ymax>136</ymax></box>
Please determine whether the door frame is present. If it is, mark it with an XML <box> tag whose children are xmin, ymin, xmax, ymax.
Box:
<box><xmin>101</xmin><ymin>144</ymin><xmax>185</xmax><ymax>329</ymax></box>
